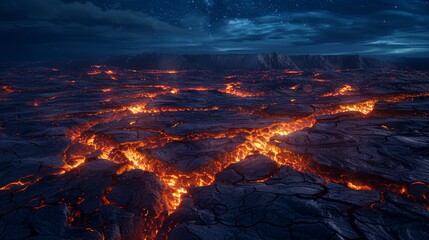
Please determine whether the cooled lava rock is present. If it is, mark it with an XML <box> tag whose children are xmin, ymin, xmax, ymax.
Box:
<box><xmin>1</xmin><ymin>66</ymin><xmax>429</xmax><ymax>240</ymax></box>
<box><xmin>273</xmin><ymin>116</ymin><xmax>429</xmax><ymax>183</ymax></box>
<box><xmin>161</xmin><ymin>165</ymin><xmax>429</xmax><ymax>240</ymax></box>
<box><xmin>215</xmin><ymin>154</ymin><xmax>279</xmax><ymax>183</ymax></box>
<box><xmin>149</xmin><ymin>137</ymin><xmax>245</xmax><ymax>172</ymax></box>
<box><xmin>0</xmin><ymin>160</ymin><xmax>168</xmax><ymax>239</ymax></box>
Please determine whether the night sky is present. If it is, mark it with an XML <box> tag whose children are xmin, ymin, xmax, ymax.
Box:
<box><xmin>1</xmin><ymin>0</ymin><xmax>429</xmax><ymax>60</ymax></box>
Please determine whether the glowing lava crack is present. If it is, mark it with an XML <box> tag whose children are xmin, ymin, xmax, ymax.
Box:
<box><xmin>63</xmin><ymin>86</ymin><xmax>429</xmax><ymax>237</ymax></box>
<box><xmin>1</xmin><ymin>67</ymin><xmax>429</xmax><ymax>240</ymax></box>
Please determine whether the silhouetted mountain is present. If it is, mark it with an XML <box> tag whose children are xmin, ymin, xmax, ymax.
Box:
<box><xmin>388</xmin><ymin>57</ymin><xmax>429</xmax><ymax>70</ymax></box>
<box><xmin>99</xmin><ymin>53</ymin><xmax>393</xmax><ymax>70</ymax></box>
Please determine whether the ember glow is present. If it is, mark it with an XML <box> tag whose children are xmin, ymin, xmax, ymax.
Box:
<box><xmin>59</xmin><ymin>87</ymin><xmax>429</xmax><ymax>233</ymax></box>
<box><xmin>347</xmin><ymin>182</ymin><xmax>373</xmax><ymax>191</ymax></box>
<box><xmin>146</xmin><ymin>70</ymin><xmax>179</xmax><ymax>74</ymax></box>
<box><xmin>3</xmin><ymin>0</ymin><xmax>429</xmax><ymax>237</ymax></box>
<box><xmin>2</xmin><ymin>85</ymin><xmax>15</xmax><ymax>94</ymax></box>
<box><xmin>87</xmin><ymin>70</ymin><xmax>101</xmax><ymax>75</ymax></box>
<box><xmin>323</xmin><ymin>84</ymin><xmax>356</xmax><ymax>97</ymax></box>
<box><xmin>1</xmin><ymin>67</ymin><xmax>429</xmax><ymax>239</ymax></box>
<box><xmin>220</xmin><ymin>82</ymin><xmax>263</xmax><ymax>97</ymax></box>
<box><xmin>284</xmin><ymin>70</ymin><xmax>304</xmax><ymax>75</ymax></box>
<box><xmin>59</xmin><ymin>70</ymin><xmax>429</xmax><ymax>217</ymax></box>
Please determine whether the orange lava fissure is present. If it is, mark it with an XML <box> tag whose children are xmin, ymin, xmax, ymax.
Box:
<box><xmin>61</xmin><ymin>90</ymin><xmax>429</xmax><ymax>215</ymax></box>
<box><xmin>2</xmin><ymin>67</ymin><xmax>429</xmax><ymax>238</ymax></box>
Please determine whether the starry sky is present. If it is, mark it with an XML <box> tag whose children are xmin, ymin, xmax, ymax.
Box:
<box><xmin>1</xmin><ymin>0</ymin><xmax>429</xmax><ymax>60</ymax></box>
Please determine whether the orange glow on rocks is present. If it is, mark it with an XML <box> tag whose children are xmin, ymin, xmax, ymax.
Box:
<box><xmin>224</xmin><ymin>75</ymin><xmax>237</xmax><ymax>79</ymax></box>
<box><xmin>2</xmin><ymin>85</ymin><xmax>15</xmax><ymax>94</ymax></box>
<box><xmin>105</xmin><ymin>70</ymin><xmax>116</xmax><ymax>75</ymax></box>
<box><xmin>87</xmin><ymin>70</ymin><xmax>102</xmax><ymax>75</ymax></box>
<box><xmin>347</xmin><ymin>182</ymin><xmax>373</xmax><ymax>191</ymax></box>
<box><xmin>185</xmin><ymin>87</ymin><xmax>212</xmax><ymax>91</ymax></box>
<box><xmin>59</xmin><ymin>92</ymin><xmax>428</xmax><ymax>217</ymax></box>
<box><xmin>323</xmin><ymin>84</ymin><xmax>356</xmax><ymax>97</ymax></box>
<box><xmin>3</xmin><ymin>67</ymin><xmax>429</xmax><ymax>239</ymax></box>
<box><xmin>220</xmin><ymin>82</ymin><xmax>263</xmax><ymax>98</ymax></box>
<box><xmin>0</xmin><ymin>179</ymin><xmax>29</xmax><ymax>191</ymax></box>
<box><xmin>16</xmin><ymin>87</ymin><xmax>414</xmax><ymax>211</ymax></box>
<box><xmin>289</xmin><ymin>84</ymin><xmax>300</xmax><ymax>90</ymax></box>
<box><xmin>284</xmin><ymin>70</ymin><xmax>304</xmax><ymax>75</ymax></box>
<box><xmin>101</xmin><ymin>88</ymin><xmax>112</xmax><ymax>92</ymax></box>
<box><xmin>146</xmin><ymin>70</ymin><xmax>179</xmax><ymax>74</ymax></box>
<box><xmin>127</xmin><ymin>103</ymin><xmax>153</xmax><ymax>114</ymax></box>
<box><xmin>339</xmin><ymin>99</ymin><xmax>377</xmax><ymax>114</ymax></box>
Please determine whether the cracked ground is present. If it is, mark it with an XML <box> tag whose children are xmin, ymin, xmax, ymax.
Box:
<box><xmin>0</xmin><ymin>66</ymin><xmax>429</xmax><ymax>239</ymax></box>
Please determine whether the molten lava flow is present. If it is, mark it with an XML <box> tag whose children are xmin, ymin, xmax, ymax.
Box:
<box><xmin>289</xmin><ymin>84</ymin><xmax>300</xmax><ymax>90</ymax></box>
<box><xmin>87</xmin><ymin>70</ymin><xmax>102</xmax><ymax>75</ymax></box>
<box><xmin>339</xmin><ymin>99</ymin><xmax>377</xmax><ymax>114</ymax></box>
<box><xmin>220</xmin><ymin>82</ymin><xmax>263</xmax><ymax>98</ymax></box>
<box><xmin>311</xmin><ymin>73</ymin><xmax>330</xmax><ymax>83</ymax></box>
<box><xmin>2</xmin><ymin>85</ymin><xmax>15</xmax><ymax>94</ymax></box>
<box><xmin>146</xmin><ymin>70</ymin><xmax>179</xmax><ymax>74</ymax></box>
<box><xmin>127</xmin><ymin>103</ymin><xmax>154</xmax><ymax>114</ymax></box>
<box><xmin>185</xmin><ymin>87</ymin><xmax>212</xmax><ymax>91</ymax></box>
<box><xmin>58</xmin><ymin>91</ymin><xmax>429</xmax><ymax>222</ymax></box>
<box><xmin>86</xmin><ymin>66</ymin><xmax>119</xmax><ymax>80</ymax></box>
<box><xmin>323</xmin><ymin>84</ymin><xmax>356</xmax><ymax>97</ymax></box>
<box><xmin>61</xmin><ymin>92</ymin><xmax>429</xmax><ymax>218</ymax></box>
<box><xmin>152</xmin><ymin>85</ymin><xmax>180</xmax><ymax>95</ymax></box>
<box><xmin>347</xmin><ymin>182</ymin><xmax>373</xmax><ymax>191</ymax></box>
<box><xmin>337</xmin><ymin>93</ymin><xmax>429</xmax><ymax>115</ymax></box>
<box><xmin>105</xmin><ymin>70</ymin><xmax>116</xmax><ymax>75</ymax></box>
<box><xmin>0</xmin><ymin>179</ymin><xmax>30</xmax><ymax>191</ymax></box>
<box><xmin>3</xmin><ymin>67</ymin><xmax>428</xmax><ymax>240</ymax></box>
<box><xmin>101</xmin><ymin>88</ymin><xmax>112</xmax><ymax>93</ymax></box>
<box><xmin>284</xmin><ymin>70</ymin><xmax>304</xmax><ymax>75</ymax></box>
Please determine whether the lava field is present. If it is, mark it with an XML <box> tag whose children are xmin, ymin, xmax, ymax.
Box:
<box><xmin>1</xmin><ymin>66</ymin><xmax>429</xmax><ymax>239</ymax></box>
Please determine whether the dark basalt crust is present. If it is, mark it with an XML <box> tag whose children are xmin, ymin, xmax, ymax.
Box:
<box><xmin>0</xmin><ymin>66</ymin><xmax>429</xmax><ymax>239</ymax></box>
<box><xmin>163</xmin><ymin>166</ymin><xmax>420</xmax><ymax>240</ymax></box>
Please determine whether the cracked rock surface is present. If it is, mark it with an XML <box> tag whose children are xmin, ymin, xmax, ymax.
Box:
<box><xmin>1</xmin><ymin>67</ymin><xmax>429</xmax><ymax>239</ymax></box>
<box><xmin>149</xmin><ymin>137</ymin><xmax>246</xmax><ymax>173</ymax></box>
<box><xmin>162</xmin><ymin>164</ymin><xmax>428</xmax><ymax>240</ymax></box>
<box><xmin>0</xmin><ymin>160</ymin><xmax>168</xmax><ymax>240</ymax></box>
<box><xmin>274</xmin><ymin>116</ymin><xmax>429</xmax><ymax>183</ymax></box>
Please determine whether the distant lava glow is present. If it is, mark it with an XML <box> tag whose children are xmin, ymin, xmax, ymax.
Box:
<box><xmin>323</xmin><ymin>84</ymin><xmax>356</xmax><ymax>97</ymax></box>
<box><xmin>2</xmin><ymin>67</ymin><xmax>429</xmax><ymax>239</ymax></box>
<box><xmin>56</xmin><ymin>69</ymin><xmax>429</xmax><ymax>238</ymax></box>
<box><xmin>61</xmin><ymin>81</ymin><xmax>429</xmax><ymax>217</ymax></box>
<box><xmin>347</xmin><ymin>182</ymin><xmax>373</xmax><ymax>191</ymax></box>
<box><xmin>220</xmin><ymin>82</ymin><xmax>263</xmax><ymax>97</ymax></box>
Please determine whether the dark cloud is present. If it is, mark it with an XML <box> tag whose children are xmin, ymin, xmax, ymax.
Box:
<box><xmin>1</xmin><ymin>0</ymin><xmax>429</xmax><ymax>60</ymax></box>
<box><xmin>0</xmin><ymin>0</ymin><xmax>178</xmax><ymax>31</ymax></box>
<box><xmin>0</xmin><ymin>0</ymin><xmax>187</xmax><ymax>60</ymax></box>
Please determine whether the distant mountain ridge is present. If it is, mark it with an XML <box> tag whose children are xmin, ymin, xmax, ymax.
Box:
<box><xmin>99</xmin><ymin>53</ymin><xmax>393</xmax><ymax>70</ymax></box>
<box><xmin>388</xmin><ymin>57</ymin><xmax>429</xmax><ymax>70</ymax></box>
<box><xmin>5</xmin><ymin>53</ymin><xmax>429</xmax><ymax>70</ymax></box>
